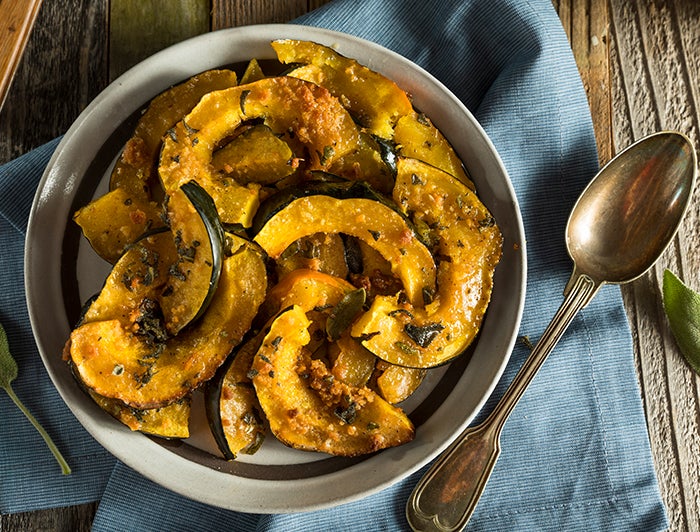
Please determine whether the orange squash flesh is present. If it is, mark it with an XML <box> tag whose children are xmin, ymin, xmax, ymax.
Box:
<box><xmin>251</xmin><ymin>305</ymin><xmax>414</xmax><ymax>456</ymax></box>
<box><xmin>254</xmin><ymin>195</ymin><xmax>436</xmax><ymax>307</ymax></box>
<box><xmin>351</xmin><ymin>158</ymin><xmax>502</xmax><ymax>368</ymax></box>
<box><xmin>68</xmin><ymin>235</ymin><xmax>267</xmax><ymax>408</ymax></box>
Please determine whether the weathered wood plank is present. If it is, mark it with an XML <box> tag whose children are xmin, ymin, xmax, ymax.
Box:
<box><xmin>554</xmin><ymin>0</ymin><xmax>613</xmax><ymax>165</ymax></box>
<box><xmin>0</xmin><ymin>503</ymin><xmax>97</xmax><ymax>532</ymax></box>
<box><xmin>609</xmin><ymin>0</ymin><xmax>700</xmax><ymax>530</ymax></box>
<box><xmin>0</xmin><ymin>0</ymin><xmax>109</xmax><ymax>163</ymax></box>
<box><xmin>0</xmin><ymin>0</ymin><xmax>43</xmax><ymax>112</ymax></box>
<box><xmin>109</xmin><ymin>0</ymin><xmax>210</xmax><ymax>80</ymax></box>
<box><xmin>212</xmin><ymin>0</ymin><xmax>313</xmax><ymax>29</ymax></box>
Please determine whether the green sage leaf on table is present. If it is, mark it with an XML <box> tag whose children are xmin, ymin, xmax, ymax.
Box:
<box><xmin>663</xmin><ymin>269</ymin><xmax>700</xmax><ymax>375</ymax></box>
<box><xmin>0</xmin><ymin>323</ymin><xmax>71</xmax><ymax>474</ymax></box>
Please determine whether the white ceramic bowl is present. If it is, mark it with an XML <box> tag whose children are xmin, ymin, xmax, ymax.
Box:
<box><xmin>25</xmin><ymin>24</ymin><xmax>526</xmax><ymax>513</ymax></box>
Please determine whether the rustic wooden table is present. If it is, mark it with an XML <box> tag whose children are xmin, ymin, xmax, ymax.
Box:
<box><xmin>1</xmin><ymin>0</ymin><xmax>698</xmax><ymax>530</ymax></box>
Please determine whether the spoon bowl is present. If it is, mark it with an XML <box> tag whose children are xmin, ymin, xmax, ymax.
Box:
<box><xmin>567</xmin><ymin>131</ymin><xmax>697</xmax><ymax>286</ymax></box>
<box><xmin>407</xmin><ymin>131</ymin><xmax>697</xmax><ymax>532</ymax></box>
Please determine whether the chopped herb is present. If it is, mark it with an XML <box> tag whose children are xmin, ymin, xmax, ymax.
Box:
<box><xmin>167</xmin><ymin>128</ymin><xmax>177</xmax><ymax>142</ymax></box>
<box><xmin>359</xmin><ymin>331</ymin><xmax>380</xmax><ymax>342</ymax></box>
<box><xmin>422</xmin><ymin>286</ymin><xmax>436</xmax><ymax>306</ymax></box>
<box><xmin>519</xmin><ymin>335</ymin><xmax>535</xmax><ymax>351</ymax></box>
<box><xmin>394</xmin><ymin>341</ymin><xmax>420</xmax><ymax>356</ymax></box>
<box><xmin>334</xmin><ymin>401</ymin><xmax>357</xmax><ymax>424</ymax></box>
<box><xmin>404</xmin><ymin>322</ymin><xmax>445</xmax><ymax>348</ymax></box>
<box><xmin>168</xmin><ymin>264</ymin><xmax>187</xmax><ymax>281</ymax></box>
<box><xmin>192</xmin><ymin>137</ymin><xmax>199</xmax><ymax>146</ymax></box>
<box><xmin>368</xmin><ymin>229</ymin><xmax>381</xmax><ymax>241</ymax></box>
<box><xmin>389</xmin><ymin>308</ymin><xmax>414</xmax><ymax>319</ymax></box>
<box><xmin>123</xmin><ymin>198</ymin><xmax>133</xmax><ymax>206</ymax></box>
<box><xmin>268</xmin><ymin>370</ymin><xmax>275</xmax><ymax>378</ymax></box>
<box><xmin>112</xmin><ymin>364</ymin><xmax>124</xmax><ymax>376</ymax></box>
<box><xmin>411</xmin><ymin>173</ymin><xmax>425</xmax><ymax>185</ymax></box>
<box><xmin>326</xmin><ymin>288</ymin><xmax>366</xmax><ymax>341</ymax></box>
<box><xmin>259</xmin><ymin>353</ymin><xmax>271</xmax><ymax>364</ymax></box>
<box><xmin>183</xmin><ymin>121</ymin><xmax>199</xmax><ymax>135</ymax></box>
<box><xmin>246</xmin><ymin>368</ymin><xmax>259</xmax><ymax>379</ymax></box>
<box><xmin>479</xmin><ymin>216</ymin><xmax>496</xmax><ymax>228</ymax></box>
<box><xmin>271</xmin><ymin>336</ymin><xmax>282</xmax><ymax>349</ymax></box>
<box><xmin>318</xmin><ymin>145</ymin><xmax>335</xmax><ymax>166</ymax></box>
<box><xmin>171</xmin><ymin>155</ymin><xmax>180</xmax><ymax>163</ymax></box>
<box><xmin>367</xmin><ymin>421</ymin><xmax>380</xmax><ymax>430</ymax></box>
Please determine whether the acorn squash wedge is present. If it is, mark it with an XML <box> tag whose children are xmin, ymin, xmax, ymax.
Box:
<box><xmin>394</xmin><ymin>113</ymin><xmax>474</xmax><ymax>190</ymax></box>
<box><xmin>66</xmin><ymin>233</ymin><xmax>267</xmax><ymax>408</ymax></box>
<box><xmin>73</xmin><ymin>188</ymin><xmax>165</xmax><ymax>264</ymax></box>
<box><xmin>251</xmin><ymin>305</ymin><xmax>414</xmax><ymax>456</ymax></box>
<box><xmin>272</xmin><ymin>39</ymin><xmax>413</xmax><ymax>139</ymax></box>
<box><xmin>205</xmin><ymin>332</ymin><xmax>266</xmax><ymax>460</ymax></box>
<box><xmin>158</xmin><ymin>76</ymin><xmax>361</xmax><ymax>226</ymax></box>
<box><xmin>89</xmin><ymin>390</ymin><xmax>191</xmax><ymax>439</ymax></box>
<box><xmin>351</xmin><ymin>157</ymin><xmax>502</xmax><ymax>368</ymax></box>
<box><xmin>110</xmin><ymin>69</ymin><xmax>238</xmax><ymax>199</ymax></box>
<box><xmin>81</xmin><ymin>228</ymin><xmax>176</xmax><ymax>327</ymax></box>
<box><xmin>254</xmin><ymin>194</ymin><xmax>436</xmax><ymax>307</ymax></box>
<box><xmin>159</xmin><ymin>181</ymin><xmax>225</xmax><ymax>335</ymax></box>
<box><xmin>211</xmin><ymin>124</ymin><xmax>295</xmax><ymax>185</ymax></box>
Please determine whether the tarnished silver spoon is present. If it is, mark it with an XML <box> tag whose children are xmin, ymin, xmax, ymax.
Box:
<box><xmin>406</xmin><ymin>131</ymin><xmax>697</xmax><ymax>532</ymax></box>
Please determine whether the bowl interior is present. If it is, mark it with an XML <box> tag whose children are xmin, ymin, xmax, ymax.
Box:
<box><xmin>25</xmin><ymin>24</ymin><xmax>525</xmax><ymax>513</ymax></box>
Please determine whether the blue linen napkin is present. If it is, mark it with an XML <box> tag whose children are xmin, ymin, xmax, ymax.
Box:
<box><xmin>0</xmin><ymin>0</ymin><xmax>668</xmax><ymax>530</ymax></box>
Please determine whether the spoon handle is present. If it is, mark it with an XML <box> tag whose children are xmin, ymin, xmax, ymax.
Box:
<box><xmin>406</xmin><ymin>273</ymin><xmax>600</xmax><ymax>532</ymax></box>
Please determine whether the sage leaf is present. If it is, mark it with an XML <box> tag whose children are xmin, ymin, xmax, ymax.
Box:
<box><xmin>326</xmin><ymin>288</ymin><xmax>366</xmax><ymax>341</ymax></box>
<box><xmin>0</xmin><ymin>323</ymin><xmax>71</xmax><ymax>474</ymax></box>
<box><xmin>662</xmin><ymin>269</ymin><xmax>700</xmax><ymax>375</ymax></box>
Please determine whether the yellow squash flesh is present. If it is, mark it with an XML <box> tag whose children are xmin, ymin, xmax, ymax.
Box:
<box><xmin>67</xmin><ymin>234</ymin><xmax>267</xmax><ymax>408</ymax></box>
<box><xmin>251</xmin><ymin>305</ymin><xmax>414</xmax><ymax>456</ymax></box>
<box><xmin>273</xmin><ymin>39</ymin><xmax>413</xmax><ymax>139</ymax></box>
<box><xmin>73</xmin><ymin>188</ymin><xmax>165</xmax><ymax>264</ymax></box>
<box><xmin>254</xmin><ymin>195</ymin><xmax>436</xmax><ymax>307</ymax></box>
<box><xmin>351</xmin><ymin>158</ymin><xmax>502</xmax><ymax>368</ymax></box>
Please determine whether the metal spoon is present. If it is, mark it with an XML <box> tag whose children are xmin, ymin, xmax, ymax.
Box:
<box><xmin>406</xmin><ymin>131</ymin><xmax>697</xmax><ymax>532</ymax></box>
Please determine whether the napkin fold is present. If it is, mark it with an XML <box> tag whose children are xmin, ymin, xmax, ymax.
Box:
<box><xmin>0</xmin><ymin>0</ymin><xmax>668</xmax><ymax>530</ymax></box>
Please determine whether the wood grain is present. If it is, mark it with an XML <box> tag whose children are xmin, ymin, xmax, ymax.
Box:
<box><xmin>109</xmin><ymin>0</ymin><xmax>210</xmax><ymax>80</ymax></box>
<box><xmin>0</xmin><ymin>0</ymin><xmax>43</xmax><ymax>112</ymax></box>
<box><xmin>0</xmin><ymin>0</ymin><xmax>108</xmax><ymax>162</ymax></box>
<box><xmin>554</xmin><ymin>0</ymin><xmax>613</xmax><ymax>165</ymax></box>
<box><xmin>609</xmin><ymin>1</ymin><xmax>700</xmax><ymax>530</ymax></box>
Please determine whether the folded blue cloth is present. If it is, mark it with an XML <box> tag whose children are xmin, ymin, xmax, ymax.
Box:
<box><xmin>0</xmin><ymin>0</ymin><xmax>668</xmax><ymax>530</ymax></box>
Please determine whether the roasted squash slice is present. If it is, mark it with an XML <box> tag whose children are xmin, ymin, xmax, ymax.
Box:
<box><xmin>211</xmin><ymin>124</ymin><xmax>295</xmax><ymax>185</ymax></box>
<box><xmin>351</xmin><ymin>158</ymin><xmax>502</xmax><ymax>368</ymax></box>
<box><xmin>239</xmin><ymin>58</ymin><xmax>265</xmax><ymax>84</ymax></box>
<box><xmin>251</xmin><ymin>305</ymin><xmax>414</xmax><ymax>456</ymax></box>
<box><xmin>372</xmin><ymin>361</ymin><xmax>426</xmax><ymax>405</ymax></box>
<box><xmin>67</xmin><ymin>233</ymin><xmax>267</xmax><ymax>408</ymax></box>
<box><xmin>158</xmin><ymin>76</ymin><xmax>361</xmax><ymax>226</ymax></box>
<box><xmin>110</xmin><ymin>69</ymin><xmax>238</xmax><ymax>198</ymax></box>
<box><xmin>82</xmin><ymin>229</ymin><xmax>175</xmax><ymax>326</ymax></box>
<box><xmin>89</xmin><ymin>390</ymin><xmax>191</xmax><ymax>439</ymax></box>
<box><xmin>205</xmin><ymin>332</ymin><xmax>266</xmax><ymax>460</ymax></box>
<box><xmin>272</xmin><ymin>39</ymin><xmax>413</xmax><ymax>139</ymax></box>
<box><xmin>394</xmin><ymin>113</ymin><xmax>474</xmax><ymax>189</ymax></box>
<box><xmin>254</xmin><ymin>194</ymin><xmax>436</xmax><ymax>307</ymax></box>
<box><xmin>73</xmin><ymin>188</ymin><xmax>165</xmax><ymax>264</ymax></box>
<box><xmin>159</xmin><ymin>181</ymin><xmax>225</xmax><ymax>335</ymax></box>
